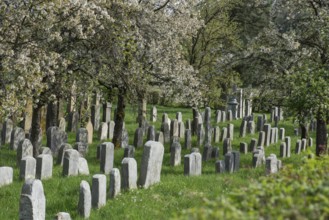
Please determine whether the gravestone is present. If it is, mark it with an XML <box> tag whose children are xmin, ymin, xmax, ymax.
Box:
<box><xmin>0</xmin><ymin>167</ymin><xmax>13</xmax><ymax>187</ymax></box>
<box><xmin>227</xmin><ymin>110</ymin><xmax>233</xmax><ymax>121</ymax></box>
<box><xmin>99</xmin><ymin>122</ymin><xmax>108</xmax><ymax>141</ymax></box>
<box><xmin>103</xmin><ymin>102</ymin><xmax>112</xmax><ymax>123</ymax></box>
<box><xmin>239</xmin><ymin>120</ymin><xmax>247</xmax><ymax>137</ymax></box>
<box><xmin>161</xmin><ymin>122</ymin><xmax>170</xmax><ymax>144</ymax></box>
<box><xmin>227</xmin><ymin>124</ymin><xmax>234</xmax><ymax>141</ymax></box>
<box><xmin>285</xmin><ymin>136</ymin><xmax>291</xmax><ymax>157</ymax></box>
<box><xmin>20</xmin><ymin>156</ymin><xmax>36</xmax><ymax>180</ymax></box>
<box><xmin>156</xmin><ymin>131</ymin><xmax>164</xmax><ymax>145</ymax></box>
<box><xmin>263</xmin><ymin>124</ymin><xmax>271</xmax><ymax>146</ymax></box>
<box><xmin>249</xmin><ymin>138</ymin><xmax>257</xmax><ymax>152</ymax></box>
<box><xmin>213</xmin><ymin>126</ymin><xmax>220</xmax><ymax>143</ymax></box>
<box><xmin>224</xmin><ymin>152</ymin><xmax>234</xmax><ymax>173</ymax></box>
<box><xmin>74</xmin><ymin>142</ymin><xmax>88</xmax><ymax>157</ymax></box>
<box><xmin>184</xmin><ymin>152</ymin><xmax>202</xmax><ymax>176</ymax></box>
<box><xmin>266</xmin><ymin>154</ymin><xmax>278</xmax><ymax>175</ymax></box>
<box><xmin>10</xmin><ymin>127</ymin><xmax>25</xmax><ymax>150</ymax></box>
<box><xmin>294</xmin><ymin>128</ymin><xmax>299</xmax><ymax>136</ymax></box>
<box><xmin>258</xmin><ymin>131</ymin><xmax>265</xmax><ymax>147</ymax></box>
<box><xmin>36</xmin><ymin>154</ymin><xmax>53</xmax><ymax>180</ymax></box>
<box><xmin>109</xmin><ymin>168</ymin><xmax>121</xmax><ymax>199</ymax></box>
<box><xmin>19</xmin><ymin>179</ymin><xmax>45</xmax><ymax>220</ymax></box>
<box><xmin>185</xmin><ymin>119</ymin><xmax>192</xmax><ymax>131</ymax></box>
<box><xmin>100</xmin><ymin>142</ymin><xmax>114</xmax><ymax>174</ymax></box>
<box><xmin>39</xmin><ymin>147</ymin><xmax>52</xmax><ymax>155</ymax></box>
<box><xmin>270</xmin><ymin>128</ymin><xmax>276</xmax><ymax>144</ymax></box>
<box><xmin>147</xmin><ymin>126</ymin><xmax>156</xmax><ymax>141</ymax></box>
<box><xmin>2</xmin><ymin>119</ymin><xmax>13</xmax><ymax>145</ymax></box>
<box><xmin>47</xmin><ymin>126</ymin><xmax>68</xmax><ymax>156</ymax></box>
<box><xmin>138</xmin><ymin>141</ymin><xmax>164</xmax><ymax>188</ymax></box>
<box><xmin>256</xmin><ymin>115</ymin><xmax>264</xmax><ymax>132</ymax></box>
<box><xmin>58</xmin><ymin>117</ymin><xmax>66</xmax><ymax>132</ymax></box>
<box><xmin>295</xmin><ymin>140</ymin><xmax>301</xmax><ymax>154</ymax></box>
<box><xmin>54</xmin><ymin>212</ymin><xmax>71</xmax><ymax>220</ymax></box>
<box><xmin>121</xmin><ymin>129</ymin><xmax>129</xmax><ymax>148</ymax></box>
<box><xmin>78</xmin><ymin>180</ymin><xmax>91</xmax><ymax>218</ymax></box>
<box><xmin>63</xmin><ymin>149</ymin><xmax>80</xmax><ymax>176</ymax></box>
<box><xmin>308</xmin><ymin>137</ymin><xmax>313</xmax><ymax>147</ymax></box>
<box><xmin>202</xmin><ymin>144</ymin><xmax>213</xmax><ymax>161</ymax></box>
<box><xmin>170</xmin><ymin>142</ymin><xmax>181</xmax><ymax>166</ymax></box>
<box><xmin>86</xmin><ymin>120</ymin><xmax>93</xmax><ymax>144</ymax></box>
<box><xmin>221</xmin><ymin>111</ymin><xmax>226</xmax><ymax>122</ymax></box>
<box><xmin>280</xmin><ymin>142</ymin><xmax>286</xmax><ymax>158</ymax></box>
<box><xmin>68</xmin><ymin>111</ymin><xmax>79</xmax><ymax>132</ymax></box>
<box><xmin>247</xmin><ymin>121</ymin><xmax>255</xmax><ymax>134</ymax></box>
<box><xmin>170</xmin><ymin>119</ymin><xmax>179</xmax><ymax>141</ymax></box>
<box><xmin>17</xmin><ymin>139</ymin><xmax>33</xmax><ymax>166</ymax></box>
<box><xmin>150</xmin><ymin>106</ymin><xmax>157</xmax><ymax>122</ymax></box>
<box><xmin>134</xmin><ymin>127</ymin><xmax>144</xmax><ymax>148</ymax></box>
<box><xmin>221</xmin><ymin>127</ymin><xmax>228</xmax><ymax>142</ymax></box>
<box><xmin>301</xmin><ymin>138</ymin><xmax>307</xmax><ymax>151</ymax></box>
<box><xmin>76</xmin><ymin>128</ymin><xmax>88</xmax><ymax>144</ymax></box>
<box><xmin>91</xmin><ymin>174</ymin><xmax>107</xmax><ymax>209</ymax></box>
<box><xmin>184</xmin><ymin>129</ymin><xmax>192</xmax><ymax>149</ymax></box>
<box><xmin>178</xmin><ymin>122</ymin><xmax>185</xmax><ymax>139</ymax></box>
<box><xmin>176</xmin><ymin>112</ymin><xmax>183</xmax><ymax>123</ymax></box>
<box><xmin>78</xmin><ymin>157</ymin><xmax>90</xmax><ymax>175</ymax></box>
<box><xmin>215</xmin><ymin>110</ymin><xmax>221</xmax><ymax>123</ymax></box>
<box><xmin>223</xmin><ymin>138</ymin><xmax>232</xmax><ymax>155</ymax></box>
<box><xmin>240</xmin><ymin>142</ymin><xmax>248</xmax><ymax>154</ymax></box>
<box><xmin>252</xmin><ymin>146</ymin><xmax>265</xmax><ymax>168</ymax></box>
<box><xmin>211</xmin><ymin>147</ymin><xmax>220</xmax><ymax>159</ymax></box>
<box><xmin>57</xmin><ymin>143</ymin><xmax>72</xmax><ymax>165</ymax></box>
<box><xmin>162</xmin><ymin>113</ymin><xmax>169</xmax><ymax>123</ymax></box>
<box><xmin>197</xmin><ymin>124</ymin><xmax>205</xmax><ymax>147</ymax></box>
<box><xmin>124</xmin><ymin>145</ymin><xmax>135</xmax><ymax>158</ymax></box>
<box><xmin>215</xmin><ymin>160</ymin><xmax>225</xmax><ymax>173</ymax></box>
<box><xmin>121</xmin><ymin>157</ymin><xmax>138</xmax><ymax>190</ymax></box>
<box><xmin>108</xmin><ymin>121</ymin><xmax>115</xmax><ymax>139</ymax></box>
<box><xmin>279</xmin><ymin>128</ymin><xmax>285</xmax><ymax>141</ymax></box>
<box><xmin>91</xmin><ymin>103</ymin><xmax>101</xmax><ymax>132</ymax></box>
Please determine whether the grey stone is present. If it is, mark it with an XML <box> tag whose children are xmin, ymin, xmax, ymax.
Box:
<box><xmin>58</xmin><ymin>117</ymin><xmax>66</xmax><ymax>132</ymax></box>
<box><xmin>263</xmin><ymin>124</ymin><xmax>271</xmax><ymax>146</ymax></box>
<box><xmin>78</xmin><ymin>157</ymin><xmax>90</xmax><ymax>175</ymax></box>
<box><xmin>17</xmin><ymin>139</ymin><xmax>33</xmax><ymax>166</ymax></box>
<box><xmin>147</xmin><ymin>126</ymin><xmax>156</xmax><ymax>141</ymax></box>
<box><xmin>39</xmin><ymin>147</ymin><xmax>52</xmax><ymax>155</ymax></box>
<box><xmin>138</xmin><ymin>141</ymin><xmax>164</xmax><ymax>188</ymax></box>
<box><xmin>36</xmin><ymin>154</ymin><xmax>53</xmax><ymax>180</ymax></box>
<box><xmin>109</xmin><ymin>168</ymin><xmax>121</xmax><ymax>199</ymax></box>
<box><xmin>295</xmin><ymin>140</ymin><xmax>301</xmax><ymax>154</ymax></box>
<box><xmin>184</xmin><ymin>152</ymin><xmax>202</xmax><ymax>176</ymax></box>
<box><xmin>86</xmin><ymin>120</ymin><xmax>93</xmax><ymax>144</ymax></box>
<box><xmin>232</xmin><ymin>151</ymin><xmax>240</xmax><ymax>171</ymax></box>
<box><xmin>54</xmin><ymin>212</ymin><xmax>71</xmax><ymax>220</ymax></box>
<box><xmin>68</xmin><ymin>111</ymin><xmax>79</xmax><ymax>132</ymax></box>
<box><xmin>2</xmin><ymin>119</ymin><xmax>13</xmax><ymax>145</ymax></box>
<box><xmin>121</xmin><ymin>157</ymin><xmax>138</xmax><ymax>190</ymax></box>
<box><xmin>76</xmin><ymin>128</ymin><xmax>88</xmax><ymax>144</ymax></box>
<box><xmin>10</xmin><ymin>127</ymin><xmax>25</xmax><ymax>150</ymax></box>
<box><xmin>247</xmin><ymin>121</ymin><xmax>255</xmax><ymax>134</ymax></box>
<box><xmin>285</xmin><ymin>136</ymin><xmax>291</xmax><ymax>157</ymax></box>
<box><xmin>258</xmin><ymin>131</ymin><xmax>265</xmax><ymax>147</ymax></box>
<box><xmin>100</xmin><ymin>142</ymin><xmax>114</xmax><ymax>174</ymax></box>
<box><xmin>0</xmin><ymin>166</ymin><xmax>13</xmax><ymax>187</ymax></box>
<box><xmin>191</xmin><ymin>148</ymin><xmax>200</xmax><ymax>153</ymax></box>
<box><xmin>155</xmin><ymin>132</ymin><xmax>164</xmax><ymax>145</ymax></box>
<box><xmin>202</xmin><ymin>144</ymin><xmax>212</xmax><ymax>161</ymax></box>
<box><xmin>150</xmin><ymin>106</ymin><xmax>157</xmax><ymax>122</ymax></box>
<box><xmin>20</xmin><ymin>156</ymin><xmax>36</xmax><ymax>180</ymax></box>
<box><xmin>308</xmin><ymin>137</ymin><xmax>313</xmax><ymax>147</ymax></box>
<box><xmin>178</xmin><ymin>122</ymin><xmax>185</xmax><ymax>139</ymax></box>
<box><xmin>223</xmin><ymin>138</ymin><xmax>232</xmax><ymax>155</ymax></box>
<box><xmin>249</xmin><ymin>138</ymin><xmax>257</xmax><ymax>152</ymax></box>
<box><xmin>197</xmin><ymin>124</ymin><xmax>205</xmax><ymax>147</ymax></box>
<box><xmin>74</xmin><ymin>142</ymin><xmax>88</xmax><ymax>157</ymax></box>
<box><xmin>211</xmin><ymin>147</ymin><xmax>220</xmax><ymax>159</ymax></box>
<box><xmin>92</xmin><ymin>174</ymin><xmax>107</xmax><ymax>209</ymax></box>
<box><xmin>280</xmin><ymin>142</ymin><xmax>286</xmax><ymax>158</ymax></box>
<box><xmin>170</xmin><ymin>142</ymin><xmax>181</xmax><ymax>166</ymax></box>
<box><xmin>57</xmin><ymin>143</ymin><xmax>72</xmax><ymax>165</ymax></box>
<box><xmin>256</xmin><ymin>115</ymin><xmax>264</xmax><ymax>132</ymax></box>
<box><xmin>301</xmin><ymin>138</ymin><xmax>307</xmax><ymax>151</ymax></box>
<box><xmin>215</xmin><ymin>160</ymin><xmax>225</xmax><ymax>173</ymax></box>
<box><xmin>161</xmin><ymin>122</ymin><xmax>170</xmax><ymax>144</ymax></box>
<box><xmin>63</xmin><ymin>149</ymin><xmax>80</xmax><ymax>176</ymax></box>
<box><xmin>215</xmin><ymin>110</ymin><xmax>221</xmax><ymax>123</ymax></box>
<box><xmin>134</xmin><ymin>127</ymin><xmax>144</xmax><ymax>148</ymax></box>
<box><xmin>124</xmin><ymin>145</ymin><xmax>135</xmax><ymax>158</ymax></box>
<box><xmin>91</xmin><ymin>104</ymin><xmax>101</xmax><ymax>131</ymax></box>
<box><xmin>98</xmin><ymin>122</ymin><xmax>108</xmax><ymax>141</ymax></box>
<box><xmin>47</xmin><ymin>126</ymin><xmax>68</xmax><ymax>156</ymax></box>
<box><xmin>121</xmin><ymin>129</ymin><xmax>129</xmax><ymax>148</ymax></box>
<box><xmin>252</xmin><ymin>147</ymin><xmax>265</xmax><ymax>168</ymax></box>
<box><xmin>184</xmin><ymin>129</ymin><xmax>192</xmax><ymax>149</ymax></box>
<box><xmin>176</xmin><ymin>112</ymin><xmax>183</xmax><ymax>123</ymax></box>
<box><xmin>227</xmin><ymin>124</ymin><xmax>234</xmax><ymax>141</ymax></box>
<box><xmin>224</xmin><ymin>152</ymin><xmax>234</xmax><ymax>173</ymax></box>
<box><xmin>221</xmin><ymin>127</ymin><xmax>227</xmax><ymax>142</ymax></box>
<box><xmin>227</xmin><ymin>110</ymin><xmax>233</xmax><ymax>121</ymax></box>
<box><xmin>170</xmin><ymin>119</ymin><xmax>179</xmax><ymax>141</ymax></box>
<box><xmin>185</xmin><ymin>119</ymin><xmax>192</xmax><ymax>131</ymax></box>
<box><xmin>239</xmin><ymin>120</ymin><xmax>247</xmax><ymax>137</ymax></box>
<box><xmin>213</xmin><ymin>126</ymin><xmax>220</xmax><ymax>143</ymax></box>
<box><xmin>221</xmin><ymin>111</ymin><xmax>226</xmax><ymax>122</ymax></box>
<box><xmin>240</xmin><ymin>142</ymin><xmax>248</xmax><ymax>154</ymax></box>
<box><xmin>279</xmin><ymin>128</ymin><xmax>285</xmax><ymax>141</ymax></box>
<box><xmin>266</xmin><ymin>154</ymin><xmax>278</xmax><ymax>175</ymax></box>
<box><xmin>103</xmin><ymin>102</ymin><xmax>112</xmax><ymax>123</ymax></box>
<box><xmin>270</xmin><ymin>128</ymin><xmax>276</xmax><ymax>144</ymax></box>
<box><xmin>108</xmin><ymin>121</ymin><xmax>115</xmax><ymax>140</ymax></box>
<box><xmin>19</xmin><ymin>179</ymin><xmax>45</xmax><ymax>220</ymax></box>
<box><xmin>78</xmin><ymin>180</ymin><xmax>91</xmax><ymax>218</ymax></box>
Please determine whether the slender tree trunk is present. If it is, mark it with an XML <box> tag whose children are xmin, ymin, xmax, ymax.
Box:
<box><xmin>112</xmin><ymin>88</ymin><xmax>126</xmax><ymax>149</ymax></box>
<box><xmin>137</xmin><ymin>95</ymin><xmax>147</xmax><ymax>125</ymax></box>
<box><xmin>46</xmin><ymin>100</ymin><xmax>58</xmax><ymax>130</ymax></box>
<box><xmin>316</xmin><ymin>115</ymin><xmax>327</xmax><ymax>156</ymax></box>
<box><xmin>31</xmin><ymin>105</ymin><xmax>42</xmax><ymax>157</ymax></box>
<box><xmin>300</xmin><ymin>123</ymin><xmax>309</xmax><ymax>139</ymax></box>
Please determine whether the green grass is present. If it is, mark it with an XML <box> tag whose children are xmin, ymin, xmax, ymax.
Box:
<box><xmin>0</xmin><ymin>105</ymin><xmax>317</xmax><ymax>219</ymax></box>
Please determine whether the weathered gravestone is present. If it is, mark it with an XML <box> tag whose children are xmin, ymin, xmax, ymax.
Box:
<box><xmin>86</xmin><ymin>121</ymin><xmax>93</xmax><ymax>144</ymax></box>
<box><xmin>76</xmin><ymin>128</ymin><xmax>88</xmax><ymax>144</ymax></box>
<box><xmin>78</xmin><ymin>157</ymin><xmax>90</xmax><ymax>175</ymax></box>
<box><xmin>147</xmin><ymin>126</ymin><xmax>156</xmax><ymax>141</ymax></box>
<box><xmin>57</xmin><ymin>143</ymin><xmax>72</xmax><ymax>165</ymax></box>
<box><xmin>215</xmin><ymin>160</ymin><xmax>225</xmax><ymax>173</ymax></box>
<box><xmin>68</xmin><ymin>111</ymin><xmax>79</xmax><ymax>132</ymax></box>
<box><xmin>121</xmin><ymin>158</ymin><xmax>138</xmax><ymax>190</ymax></box>
<box><xmin>47</xmin><ymin>126</ymin><xmax>67</xmax><ymax>156</ymax></box>
<box><xmin>176</xmin><ymin>112</ymin><xmax>183</xmax><ymax>123</ymax></box>
<box><xmin>0</xmin><ymin>166</ymin><xmax>13</xmax><ymax>187</ymax></box>
<box><xmin>109</xmin><ymin>168</ymin><xmax>121</xmax><ymax>199</ymax></box>
<box><xmin>91</xmin><ymin>174</ymin><xmax>107</xmax><ymax>209</ymax></box>
<box><xmin>54</xmin><ymin>212</ymin><xmax>71</xmax><ymax>220</ymax></box>
<box><xmin>78</xmin><ymin>180</ymin><xmax>91</xmax><ymax>218</ymax></box>
<box><xmin>252</xmin><ymin>147</ymin><xmax>265</xmax><ymax>168</ymax></box>
<box><xmin>124</xmin><ymin>145</ymin><xmax>135</xmax><ymax>158</ymax></box>
<box><xmin>139</xmin><ymin>141</ymin><xmax>164</xmax><ymax>188</ymax></box>
<box><xmin>99</xmin><ymin>122</ymin><xmax>108</xmax><ymax>141</ymax></box>
<box><xmin>103</xmin><ymin>102</ymin><xmax>112</xmax><ymax>123</ymax></box>
<box><xmin>280</xmin><ymin>142</ymin><xmax>287</xmax><ymax>158</ymax></box>
<box><xmin>285</xmin><ymin>136</ymin><xmax>291</xmax><ymax>157</ymax></box>
<box><xmin>170</xmin><ymin>141</ymin><xmax>181</xmax><ymax>166</ymax></box>
<box><xmin>295</xmin><ymin>140</ymin><xmax>302</xmax><ymax>154</ymax></box>
<box><xmin>240</xmin><ymin>142</ymin><xmax>248</xmax><ymax>154</ymax></box>
<box><xmin>74</xmin><ymin>142</ymin><xmax>88</xmax><ymax>157</ymax></box>
<box><xmin>134</xmin><ymin>127</ymin><xmax>144</xmax><ymax>148</ymax></box>
<box><xmin>215</xmin><ymin>110</ymin><xmax>221</xmax><ymax>123</ymax></box>
<box><xmin>301</xmin><ymin>138</ymin><xmax>307</xmax><ymax>151</ymax></box>
<box><xmin>63</xmin><ymin>149</ymin><xmax>80</xmax><ymax>176</ymax></box>
<box><xmin>266</xmin><ymin>154</ymin><xmax>278</xmax><ymax>175</ymax></box>
<box><xmin>258</xmin><ymin>131</ymin><xmax>265</xmax><ymax>147</ymax></box>
<box><xmin>150</xmin><ymin>106</ymin><xmax>157</xmax><ymax>122</ymax></box>
<box><xmin>156</xmin><ymin>131</ymin><xmax>164</xmax><ymax>145</ymax></box>
<box><xmin>20</xmin><ymin>156</ymin><xmax>36</xmax><ymax>180</ymax></box>
<box><xmin>2</xmin><ymin>119</ymin><xmax>13</xmax><ymax>145</ymax></box>
<box><xmin>36</xmin><ymin>154</ymin><xmax>53</xmax><ymax>180</ymax></box>
<box><xmin>17</xmin><ymin>139</ymin><xmax>33</xmax><ymax>166</ymax></box>
<box><xmin>227</xmin><ymin>123</ymin><xmax>234</xmax><ymax>141</ymax></box>
<box><xmin>170</xmin><ymin>119</ymin><xmax>179</xmax><ymax>141</ymax></box>
<box><xmin>108</xmin><ymin>121</ymin><xmax>115</xmax><ymax>140</ymax></box>
<box><xmin>221</xmin><ymin>127</ymin><xmax>228</xmax><ymax>142</ymax></box>
<box><xmin>19</xmin><ymin>179</ymin><xmax>45</xmax><ymax>220</ymax></box>
<box><xmin>184</xmin><ymin>129</ymin><xmax>192</xmax><ymax>149</ymax></box>
<box><xmin>263</xmin><ymin>124</ymin><xmax>271</xmax><ymax>146</ymax></box>
<box><xmin>239</xmin><ymin>120</ymin><xmax>247</xmax><ymax>138</ymax></box>
<box><xmin>161</xmin><ymin>122</ymin><xmax>170</xmax><ymax>144</ymax></box>
<box><xmin>121</xmin><ymin>129</ymin><xmax>129</xmax><ymax>148</ymax></box>
<box><xmin>58</xmin><ymin>117</ymin><xmax>66</xmax><ymax>132</ymax></box>
<box><xmin>247</xmin><ymin>121</ymin><xmax>255</xmax><ymax>134</ymax></box>
<box><xmin>10</xmin><ymin>127</ymin><xmax>25</xmax><ymax>150</ymax></box>
<box><xmin>213</xmin><ymin>126</ymin><xmax>220</xmax><ymax>143</ymax></box>
<box><xmin>100</xmin><ymin>142</ymin><xmax>114</xmax><ymax>174</ymax></box>
<box><xmin>224</xmin><ymin>151</ymin><xmax>240</xmax><ymax>173</ymax></box>
<box><xmin>279</xmin><ymin>128</ymin><xmax>285</xmax><ymax>141</ymax></box>
<box><xmin>202</xmin><ymin>144</ymin><xmax>213</xmax><ymax>161</ymax></box>
<box><xmin>178</xmin><ymin>122</ymin><xmax>185</xmax><ymax>139</ymax></box>
<box><xmin>223</xmin><ymin>138</ymin><xmax>232</xmax><ymax>155</ymax></box>
<box><xmin>184</xmin><ymin>152</ymin><xmax>202</xmax><ymax>176</ymax></box>
<box><xmin>257</xmin><ymin>115</ymin><xmax>264</xmax><ymax>132</ymax></box>
<box><xmin>249</xmin><ymin>138</ymin><xmax>257</xmax><ymax>152</ymax></box>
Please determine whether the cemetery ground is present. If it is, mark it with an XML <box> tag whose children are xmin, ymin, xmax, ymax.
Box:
<box><xmin>0</xmin><ymin>105</ymin><xmax>326</xmax><ymax>219</ymax></box>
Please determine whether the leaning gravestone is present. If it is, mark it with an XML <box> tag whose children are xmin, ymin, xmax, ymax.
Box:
<box><xmin>17</xmin><ymin>139</ymin><xmax>33</xmax><ymax>166</ymax></box>
<box><xmin>92</xmin><ymin>174</ymin><xmax>107</xmax><ymax>209</ymax></box>
<box><xmin>20</xmin><ymin>156</ymin><xmax>36</xmax><ymax>180</ymax></box>
<box><xmin>184</xmin><ymin>152</ymin><xmax>202</xmax><ymax>176</ymax></box>
<box><xmin>36</xmin><ymin>154</ymin><xmax>53</xmax><ymax>180</ymax></box>
<box><xmin>19</xmin><ymin>179</ymin><xmax>45</xmax><ymax>220</ymax></box>
<box><xmin>10</xmin><ymin>127</ymin><xmax>25</xmax><ymax>150</ymax></box>
<box><xmin>109</xmin><ymin>168</ymin><xmax>121</xmax><ymax>199</ymax></box>
<box><xmin>100</xmin><ymin>142</ymin><xmax>114</xmax><ymax>174</ymax></box>
<box><xmin>78</xmin><ymin>180</ymin><xmax>91</xmax><ymax>218</ymax></box>
<box><xmin>63</xmin><ymin>149</ymin><xmax>80</xmax><ymax>176</ymax></box>
<box><xmin>121</xmin><ymin>158</ymin><xmax>138</xmax><ymax>190</ymax></box>
<box><xmin>0</xmin><ymin>166</ymin><xmax>13</xmax><ymax>187</ymax></box>
<box><xmin>138</xmin><ymin>141</ymin><xmax>164</xmax><ymax>188</ymax></box>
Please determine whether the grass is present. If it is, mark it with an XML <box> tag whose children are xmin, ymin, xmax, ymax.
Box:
<box><xmin>0</xmin><ymin>105</ymin><xmax>316</xmax><ymax>219</ymax></box>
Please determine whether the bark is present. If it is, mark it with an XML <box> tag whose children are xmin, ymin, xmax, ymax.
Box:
<box><xmin>46</xmin><ymin>100</ymin><xmax>58</xmax><ymax>130</ymax></box>
<box><xmin>316</xmin><ymin>116</ymin><xmax>327</xmax><ymax>156</ymax></box>
<box><xmin>300</xmin><ymin>123</ymin><xmax>309</xmax><ymax>139</ymax></box>
<box><xmin>112</xmin><ymin>88</ymin><xmax>126</xmax><ymax>149</ymax></box>
<box><xmin>137</xmin><ymin>96</ymin><xmax>147</xmax><ymax>125</ymax></box>
<box><xmin>31</xmin><ymin>105</ymin><xmax>42</xmax><ymax>157</ymax></box>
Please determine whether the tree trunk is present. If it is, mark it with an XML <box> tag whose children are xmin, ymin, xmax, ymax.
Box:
<box><xmin>316</xmin><ymin>116</ymin><xmax>327</xmax><ymax>156</ymax></box>
<box><xmin>300</xmin><ymin>123</ymin><xmax>309</xmax><ymax>139</ymax></box>
<box><xmin>46</xmin><ymin>100</ymin><xmax>58</xmax><ymax>130</ymax></box>
<box><xmin>112</xmin><ymin>88</ymin><xmax>126</xmax><ymax>149</ymax></box>
<box><xmin>31</xmin><ymin>105</ymin><xmax>42</xmax><ymax>157</ymax></box>
<box><xmin>137</xmin><ymin>96</ymin><xmax>147</xmax><ymax>125</ymax></box>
